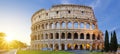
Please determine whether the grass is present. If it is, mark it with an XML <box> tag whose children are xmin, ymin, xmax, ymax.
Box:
<box><xmin>90</xmin><ymin>51</ymin><xmax>104</xmax><ymax>54</ymax></box>
<box><xmin>17</xmin><ymin>50</ymin><xmax>74</xmax><ymax>54</ymax></box>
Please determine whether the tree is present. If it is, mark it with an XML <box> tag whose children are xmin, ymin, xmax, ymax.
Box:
<box><xmin>10</xmin><ymin>40</ymin><xmax>27</xmax><ymax>49</ymax></box>
<box><xmin>112</xmin><ymin>31</ymin><xmax>118</xmax><ymax>52</ymax></box>
<box><xmin>0</xmin><ymin>32</ymin><xmax>6</xmax><ymax>49</ymax></box>
<box><xmin>104</xmin><ymin>30</ymin><xmax>109</xmax><ymax>52</ymax></box>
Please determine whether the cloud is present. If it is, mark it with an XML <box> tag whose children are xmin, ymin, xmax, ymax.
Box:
<box><xmin>89</xmin><ymin>0</ymin><xmax>101</xmax><ymax>9</ymax></box>
<box><xmin>60</xmin><ymin>0</ymin><xmax>71</xmax><ymax>4</ymax></box>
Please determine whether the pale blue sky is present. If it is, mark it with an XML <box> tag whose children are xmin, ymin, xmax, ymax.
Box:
<box><xmin>0</xmin><ymin>0</ymin><xmax>120</xmax><ymax>45</ymax></box>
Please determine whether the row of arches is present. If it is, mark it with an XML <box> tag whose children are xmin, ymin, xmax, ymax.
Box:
<box><xmin>32</xmin><ymin>43</ymin><xmax>103</xmax><ymax>50</ymax></box>
<box><xmin>32</xmin><ymin>21</ymin><xmax>97</xmax><ymax>31</ymax></box>
<box><xmin>31</xmin><ymin>33</ymin><xmax>101</xmax><ymax>41</ymax></box>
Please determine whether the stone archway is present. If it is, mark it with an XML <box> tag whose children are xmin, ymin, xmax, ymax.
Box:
<box><xmin>54</xmin><ymin>44</ymin><xmax>59</xmax><ymax>50</ymax></box>
<box><xmin>61</xmin><ymin>44</ymin><xmax>65</xmax><ymax>50</ymax></box>
<box><xmin>74</xmin><ymin>44</ymin><xmax>78</xmax><ymax>50</ymax></box>
<box><xmin>92</xmin><ymin>43</ymin><xmax>96</xmax><ymax>50</ymax></box>
<box><xmin>86</xmin><ymin>44</ymin><xmax>90</xmax><ymax>50</ymax></box>
<box><xmin>80</xmin><ymin>44</ymin><xmax>84</xmax><ymax>50</ymax></box>
<box><xmin>67</xmin><ymin>44</ymin><xmax>72</xmax><ymax>50</ymax></box>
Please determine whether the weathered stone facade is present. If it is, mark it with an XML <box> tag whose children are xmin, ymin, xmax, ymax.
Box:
<box><xmin>30</xmin><ymin>4</ymin><xmax>104</xmax><ymax>50</ymax></box>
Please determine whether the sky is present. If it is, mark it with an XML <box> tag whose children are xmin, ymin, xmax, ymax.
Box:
<box><xmin>0</xmin><ymin>0</ymin><xmax>120</xmax><ymax>45</ymax></box>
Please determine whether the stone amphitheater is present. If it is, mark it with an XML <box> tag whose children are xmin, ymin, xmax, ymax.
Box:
<box><xmin>30</xmin><ymin>4</ymin><xmax>104</xmax><ymax>50</ymax></box>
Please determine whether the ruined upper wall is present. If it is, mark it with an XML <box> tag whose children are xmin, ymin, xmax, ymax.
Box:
<box><xmin>31</xmin><ymin>4</ymin><xmax>96</xmax><ymax>24</ymax></box>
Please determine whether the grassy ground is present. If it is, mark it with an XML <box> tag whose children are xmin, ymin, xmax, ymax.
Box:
<box><xmin>17</xmin><ymin>50</ymin><xmax>74</xmax><ymax>54</ymax></box>
<box><xmin>90</xmin><ymin>52</ymin><xmax>104</xmax><ymax>54</ymax></box>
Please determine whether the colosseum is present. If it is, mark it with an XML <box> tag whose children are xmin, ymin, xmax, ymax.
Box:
<box><xmin>30</xmin><ymin>4</ymin><xmax>104</xmax><ymax>50</ymax></box>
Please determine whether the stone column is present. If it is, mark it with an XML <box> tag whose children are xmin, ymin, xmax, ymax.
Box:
<box><xmin>72</xmin><ymin>32</ymin><xmax>74</xmax><ymax>40</ymax></box>
<box><xmin>53</xmin><ymin>44</ymin><xmax>55</xmax><ymax>50</ymax></box>
<box><xmin>84</xmin><ymin>22</ymin><xmax>86</xmax><ymax>29</ymax></box>
<box><xmin>78</xmin><ymin>22</ymin><xmax>80</xmax><ymax>29</ymax></box>
<box><xmin>66</xmin><ymin>22</ymin><xmax>68</xmax><ymax>29</ymax></box>
<box><xmin>72</xmin><ymin>22</ymin><xmax>74</xmax><ymax>29</ymax></box>
<box><xmin>84</xmin><ymin>33</ymin><xmax>86</xmax><ymax>40</ymax></box>
<box><xmin>78</xmin><ymin>45</ymin><xmax>80</xmax><ymax>50</ymax></box>
<box><xmin>90</xmin><ymin>23</ymin><xmax>92</xmax><ymax>30</ymax></box>
<box><xmin>65</xmin><ymin>44</ymin><xmax>68</xmax><ymax>50</ymax></box>
<box><xmin>65</xmin><ymin>32</ymin><xmax>67</xmax><ymax>41</ymax></box>
<box><xmin>59</xmin><ymin>43</ymin><xmax>61</xmax><ymax>50</ymax></box>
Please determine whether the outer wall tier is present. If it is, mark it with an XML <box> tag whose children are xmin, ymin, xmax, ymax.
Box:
<box><xmin>30</xmin><ymin>4</ymin><xmax>104</xmax><ymax>50</ymax></box>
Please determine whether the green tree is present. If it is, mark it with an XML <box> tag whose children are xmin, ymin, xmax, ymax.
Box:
<box><xmin>110</xmin><ymin>32</ymin><xmax>113</xmax><ymax>52</ymax></box>
<box><xmin>104</xmin><ymin>30</ymin><xmax>109</xmax><ymax>52</ymax></box>
<box><xmin>112</xmin><ymin>31</ymin><xmax>118</xmax><ymax>52</ymax></box>
<box><xmin>0</xmin><ymin>32</ymin><xmax>6</xmax><ymax>49</ymax></box>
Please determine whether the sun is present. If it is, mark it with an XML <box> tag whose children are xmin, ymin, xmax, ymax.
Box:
<box><xmin>5</xmin><ymin>36</ymin><xmax>13</xmax><ymax>42</ymax></box>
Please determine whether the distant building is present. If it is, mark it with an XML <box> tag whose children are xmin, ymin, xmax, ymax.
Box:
<box><xmin>30</xmin><ymin>4</ymin><xmax>104</xmax><ymax>50</ymax></box>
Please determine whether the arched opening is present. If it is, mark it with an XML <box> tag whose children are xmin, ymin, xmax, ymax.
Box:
<box><xmin>80</xmin><ymin>33</ymin><xmax>84</xmax><ymax>39</ymax></box>
<box><xmin>74</xmin><ymin>33</ymin><xmax>78</xmax><ymax>39</ymax></box>
<box><xmin>74</xmin><ymin>44</ymin><xmax>78</xmax><ymax>50</ymax></box>
<box><xmin>61</xmin><ymin>44</ymin><xmax>65</xmax><ymax>50</ymax></box>
<box><xmin>74</xmin><ymin>22</ymin><xmax>78</xmax><ymax>29</ymax></box>
<box><xmin>92</xmin><ymin>43</ymin><xmax>96</xmax><ymax>50</ymax></box>
<box><xmin>41</xmin><ymin>34</ymin><xmax>43</xmax><ymax>40</ymax></box>
<box><xmin>67</xmin><ymin>33</ymin><xmax>71</xmax><ymax>39</ymax></box>
<box><xmin>45</xmin><ymin>44</ymin><xmax>48</xmax><ymax>48</ymax></box>
<box><xmin>80</xmin><ymin>44</ymin><xmax>84</xmax><ymax>50</ymax></box>
<box><xmin>55</xmin><ymin>44</ymin><xmax>59</xmax><ymax>50</ymax></box>
<box><xmin>67</xmin><ymin>44</ymin><xmax>71</xmax><ymax>50</ymax></box>
<box><xmin>50</xmin><ymin>44</ymin><xmax>53</xmax><ymax>49</ymax></box>
<box><xmin>51</xmin><ymin>23</ymin><xmax>54</xmax><ymax>29</ymax></box>
<box><xmin>50</xmin><ymin>33</ymin><xmax>53</xmax><ymax>39</ymax></box>
<box><xmin>97</xmin><ymin>44</ymin><xmax>100</xmax><ymax>50</ymax></box>
<box><xmin>86</xmin><ymin>33</ymin><xmax>90</xmax><ymax>39</ymax></box>
<box><xmin>86</xmin><ymin>23</ymin><xmax>90</xmax><ymax>29</ymax></box>
<box><xmin>42</xmin><ymin>24</ymin><xmax>44</xmax><ymax>29</ymax></box>
<box><xmin>97</xmin><ymin>34</ymin><xmax>100</xmax><ymax>40</ymax></box>
<box><xmin>80</xmin><ymin>22</ymin><xmax>84</xmax><ymax>29</ymax></box>
<box><xmin>68</xmin><ymin>22</ymin><xmax>72</xmax><ymax>29</ymax></box>
<box><xmin>61</xmin><ymin>33</ymin><xmax>65</xmax><ymax>39</ymax></box>
<box><xmin>86</xmin><ymin>44</ymin><xmax>90</xmax><ymax>50</ymax></box>
<box><xmin>56</xmin><ymin>22</ymin><xmax>60</xmax><ymax>29</ymax></box>
<box><xmin>45</xmin><ymin>34</ymin><xmax>48</xmax><ymax>39</ymax></box>
<box><xmin>92</xmin><ymin>34</ymin><xmax>95</xmax><ymax>40</ymax></box>
<box><xmin>62</xmin><ymin>22</ymin><xmax>66</xmax><ymax>29</ymax></box>
<box><xmin>55</xmin><ymin>33</ymin><xmax>59</xmax><ymax>39</ymax></box>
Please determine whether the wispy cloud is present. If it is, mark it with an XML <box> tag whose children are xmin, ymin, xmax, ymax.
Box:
<box><xmin>60</xmin><ymin>0</ymin><xmax>71</xmax><ymax>4</ymax></box>
<box><xmin>89</xmin><ymin>0</ymin><xmax>101</xmax><ymax>9</ymax></box>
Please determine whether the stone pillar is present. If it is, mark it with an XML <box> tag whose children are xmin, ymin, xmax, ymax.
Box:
<box><xmin>78</xmin><ymin>45</ymin><xmax>80</xmax><ymax>50</ymax></box>
<box><xmin>65</xmin><ymin>44</ymin><xmax>68</xmax><ymax>50</ymax></box>
<box><xmin>90</xmin><ymin>34</ymin><xmax>92</xmax><ymax>40</ymax></box>
<box><xmin>65</xmin><ymin>32</ymin><xmax>67</xmax><ymax>41</ymax></box>
<box><xmin>71</xmin><ymin>45</ymin><xmax>74</xmax><ymax>50</ymax></box>
<box><xmin>72</xmin><ymin>33</ymin><xmax>74</xmax><ymax>40</ymax></box>
<box><xmin>84</xmin><ymin>44</ymin><xmax>86</xmax><ymax>50</ymax></box>
<box><xmin>84</xmin><ymin>22</ymin><xmax>86</xmax><ymax>29</ymax></box>
<box><xmin>53</xmin><ymin>32</ymin><xmax>55</xmax><ymax>40</ymax></box>
<box><xmin>53</xmin><ymin>44</ymin><xmax>55</xmax><ymax>50</ymax></box>
<box><xmin>59</xmin><ymin>32</ymin><xmax>61</xmax><ymax>40</ymax></box>
<box><xmin>84</xmin><ymin>33</ymin><xmax>86</xmax><ymax>40</ymax></box>
<box><xmin>90</xmin><ymin>23</ymin><xmax>92</xmax><ymax>30</ymax></box>
<box><xmin>59</xmin><ymin>43</ymin><xmax>61</xmax><ymax>50</ymax></box>
<box><xmin>78</xmin><ymin>22</ymin><xmax>80</xmax><ymax>29</ymax></box>
<box><xmin>66</xmin><ymin>22</ymin><xmax>68</xmax><ymax>29</ymax></box>
<box><xmin>72</xmin><ymin>22</ymin><xmax>74</xmax><ymax>29</ymax></box>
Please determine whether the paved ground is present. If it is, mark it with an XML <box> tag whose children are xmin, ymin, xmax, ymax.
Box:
<box><xmin>0</xmin><ymin>49</ymin><xmax>17</xmax><ymax>54</ymax></box>
<box><xmin>67</xmin><ymin>50</ymin><xmax>90</xmax><ymax>54</ymax></box>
